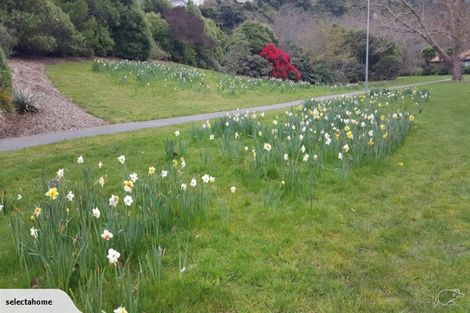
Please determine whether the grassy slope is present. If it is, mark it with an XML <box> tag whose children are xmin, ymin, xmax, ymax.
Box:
<box><xmin>46</xmin><ymin>61</ymin><xmax>449</xmax><ymax>123</ymax></box>
<box><xmin>0</xmin><ymin>81</ymin><xmax>469</xmax><ymax>312</ymax></box>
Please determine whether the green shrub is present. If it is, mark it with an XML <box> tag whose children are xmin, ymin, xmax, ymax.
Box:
<box><xmin>0</xmin><ymin>47</ymin><xmax>12</xmax><ymax>90</ymax></box>
<box><xmin>0</xmin><ymin>87</ymin><xmax>13</xmax><ymax>113</ymax></box>
<box><xmin>343</xmin><ymin>30</ymin><xmax>399</xmax><ymax>81</ymax></box>
<box><xmin>11</xmin><ymin>0</ymin><xmax>86</xmax><ymax>55</ymax></box>
<box><xmin>146</xmin><ymin>12</ymin><xmax>172</xmax><ymax>53</ymax></box>
<box><xmin>86</xmin><ymin>23</ymin><xmax>115</xmax><ymax>57</ymax></box>
<box><xmin>142</xmin><ymin>0</ymin><xmax>172</xmax><ymax>14</ymax></box>
<box><xmin>235</xmin><ymin>54</ymin><xmax>272</xmax><ymax>78</ymax></box>
<box><xmin>312</xmin><ymin>63</ymin><xmax>334</xmax><ymax>84</ymax></box>
<box><xmin>113</xmin><ymin>3</ymin><xmax>152</xmax><ymax>60</ymax></box>
<box><xmin>0</xmin><ymin>47</ymin><xmax>13</xmax><ymax>113</ymax></box>
<box><xmin>149</xmin><ymin>43</ymin><xmax>169</xmax><ymax>60</ymax></box>
<box><xmin>234</xmin><ymin>21</ymin><xmax>277</xmax><ymax>54</ymax></box>
<box><xmin>372</xmin><ymin>55</ymin><xmax>401</xmax><ymax>80</ymax></box>
<box><xmin>0</xmin><ymin>23</ymin><xmax>17</xmax><ymax>56</ymax></box>
<box><xmin>13</xmin><ymin>89</ymin><xmax>39</xmax><ymax>114</ymax></box>
<box><xmin>341</xmin><ymin>61</ymin><xmax>364</xmax><ymax>83</ymax></box>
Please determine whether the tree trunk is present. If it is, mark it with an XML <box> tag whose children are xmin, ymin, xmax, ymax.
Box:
<box><xmin>451</xmin><ymin>59</ymin><xmax>464</xmax><ymax>81</ymax></box>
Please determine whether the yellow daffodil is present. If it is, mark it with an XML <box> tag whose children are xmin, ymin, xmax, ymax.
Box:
<box><xmin>123</xmin><ymin>180</ymin><xmax>134</xmax><ymax>192</ymax></box>
<box><xmin>45</xmin><ymin>187</ymin><xmax>59</xmax><ymax>200</ymax></box>
<box><xmin>33</xmin><ymin>207</ymin><xmax>42</xmax><ymax>217</ymax></box>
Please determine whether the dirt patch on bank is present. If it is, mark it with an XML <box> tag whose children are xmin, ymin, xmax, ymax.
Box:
<box><xmin>0</xmin><ymin>57</ymin><xmax>107</xmax><ymax>138</ymax></box>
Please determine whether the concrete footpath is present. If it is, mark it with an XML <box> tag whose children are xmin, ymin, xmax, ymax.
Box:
<box><xmin>0</xmin><ymin>79</ymin><xmax>449</xmax><ymax>152</ymax></box>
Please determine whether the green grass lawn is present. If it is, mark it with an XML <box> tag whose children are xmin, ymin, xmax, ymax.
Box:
<box><xmin>46</xmin><ymin>60</ymin><xmax>449</xmax><ymax>123</ymax></box>
<box><xmin>0</xmin><ymin>81</ymin><xmax>469</xmax><ymax>312</ymax></box>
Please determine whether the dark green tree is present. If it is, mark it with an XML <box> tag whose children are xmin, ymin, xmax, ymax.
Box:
<box><xmin>7</xmin><ymin>0</ymin><xmax>86</xmax><ymax>55</ymax></box>
<box><xmin>344</xmin><ymin>30</ymin><xmax>400</xmax><ymax>80</ymax></box>
<box><xmin>234</xmin><ymin>21</ymin><xmax>277</xmax><ymax>54</ymax></box>
<box><xmin>112</xmin><ymin>1</ymin><xmax>152</xmax><ymax>60</ymax></box>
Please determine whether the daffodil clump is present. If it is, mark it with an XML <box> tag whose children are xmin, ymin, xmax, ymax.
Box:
<box><xmin>4</xmin><ymin>154</ymin><xmax>217</xmax><ymax>313</ymax></box>
<box><xmin>192</xmin><ymin>88</ymin><xmax>428</xmax><ymax>190</ymax></box>
<box><xmin>91</xmin><ymin>59</ymin><xmax>321</xmax><ymax>97</ymax></box>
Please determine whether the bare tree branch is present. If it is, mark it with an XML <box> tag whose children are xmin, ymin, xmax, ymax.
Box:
<box><xmin>376</xmin><ymin>0</ymin><xmax>468</xmax><ymax>80</ymax></box>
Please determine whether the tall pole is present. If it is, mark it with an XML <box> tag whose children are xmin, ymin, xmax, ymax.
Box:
<box><xmin>365</xmin><ymin>0</ymin><xmax>371</xmax><ymax>94</ymax></box>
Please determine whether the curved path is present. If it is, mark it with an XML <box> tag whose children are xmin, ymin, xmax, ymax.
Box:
<box><xmin>0</xmin><ymin>79</ymin><xmax>449</xmax><ymax>152</ymax></box>
<box><xmin>1</xmin><ymin>58</ymin><xmax>107</xmax><ymax>138</ymax></box>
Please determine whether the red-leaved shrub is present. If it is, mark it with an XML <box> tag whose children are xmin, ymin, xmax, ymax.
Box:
<box><xmin>259</xmin><ymin>43</ymin><xmax>301</xmax><ymax>81</ymax></box>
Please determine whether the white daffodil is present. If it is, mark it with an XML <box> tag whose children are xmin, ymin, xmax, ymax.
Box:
<box><xmin>98</xmin><ymin>161</ymin><xmax>103</xmax><ymax>168</ymax></box>
<box><xmin>92</xmin><ymin>207</ymin><xmax>101</xmax><ymax>219</ymax></box>
<box><xmin>161</xmin><ymin>170</ymin><xmax>168</xmax><ymax>178</ymax></box>
<box><xmin>209</xmin><ymin>134</ymin><xmax>215</xmax><ymax>140</ymax></box>
<box><xmin>77</xmin><ymin>156</ymin><xmax>84</xmax><ymax>164</ymax></box>
<box><xmin>300</xmin><ymin>145</ymin><xmax>306</xmax><ymax>153</ymax></box>
<box><xmin>263</xmin><ymin>143</ymin><xmax>272</xmax><ymax>151</ymax></box>
<box><xmin>30</xmin><ymin>227</ymin><xmax>38</xmax><ymax>239</ymax></box>
<box><xmin>66</xmin><ymin>191</ymin><xmax>74</xmax><ymax>202</ymax></box>
<box><xmin>114</xmin><ymin>306</ymin><xmax>128</xmax><ymax>313</ymax></box>
<box><xmin>101</xmin><ymin>229</ymin><xmax>114</xmax><ymax>241</ymax></box>
<box><xmin>148</xmin><ymin>166</ymin><xmax>156</xmax><ymax>175</ymax></box>
<box><xmin>17</xmin><ymin>194</ymin><xmax>22</xmax><ymax>200</ymax></box>
<box><xmin>283</xmin><ymin>153</ymin><xmax>289</xmax><ymax>161</ymax></box>
<box><xmin>303</xmin><ymin>154</ymin><xmax>309</xmax><ymax>162</ymax></box>
<box><xmin>129</xmin><ymin>172</ymin><xmax>138</xmax><ymax>183</ymax></box>
<box><xmin>190</xmin><ymin>178</ymin><xmax>197</xmax><ymax>188</ymax></box>
<box><xmin>181</xmin><ymin>183</ymin><xmax>187</xmax><ymax>191</ymax></box>
<box><xmin>117</xmin><ymin>155</ymin><xmax>126</xmax><ymax>164</ymax></box>
<box><xmin>338</xmin><ymin>152</ymin><xmax>343</xmax><ymax>160</ymax></box>
<box><xmin>230</xmin><ymin>186</ymin><xmax>236</xmax><ymax>193</ymax></box>
<box><xmin>123</xmin><ymin>195</ymin><xmax>133</xmax><ymax>207</ymax></box>
<box><xmin>175</xmin><ymin>130</ymin><xmax>180</xmax><ymax>137</ymax></box>
<box><xmin>109</xmin><ymin>195</ymin><xmax>119</xmax><ymax>207</ymax></box>
<box><xmin>342</xmin><ymin>144</ymin><xmax>350</xmax><ymax>153</ymax></box>
<box><xmin>98</xmin><ymin>176</ymin><xmax>105</xmax><ymax>187</ymax></box>
<box><xmin>107</xmin><ymin>248</ymin><xmax>120</xmax><ymax>265</ymax></box>
<box><xmin>201</xmin><ymin>174</ymin><xmax>210</xmax><ymax>183</ymax></box>
<box><xmin>57</xmin><ymin>168</ymin><xmax>64</xmax><ymax>179</ymax></box>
